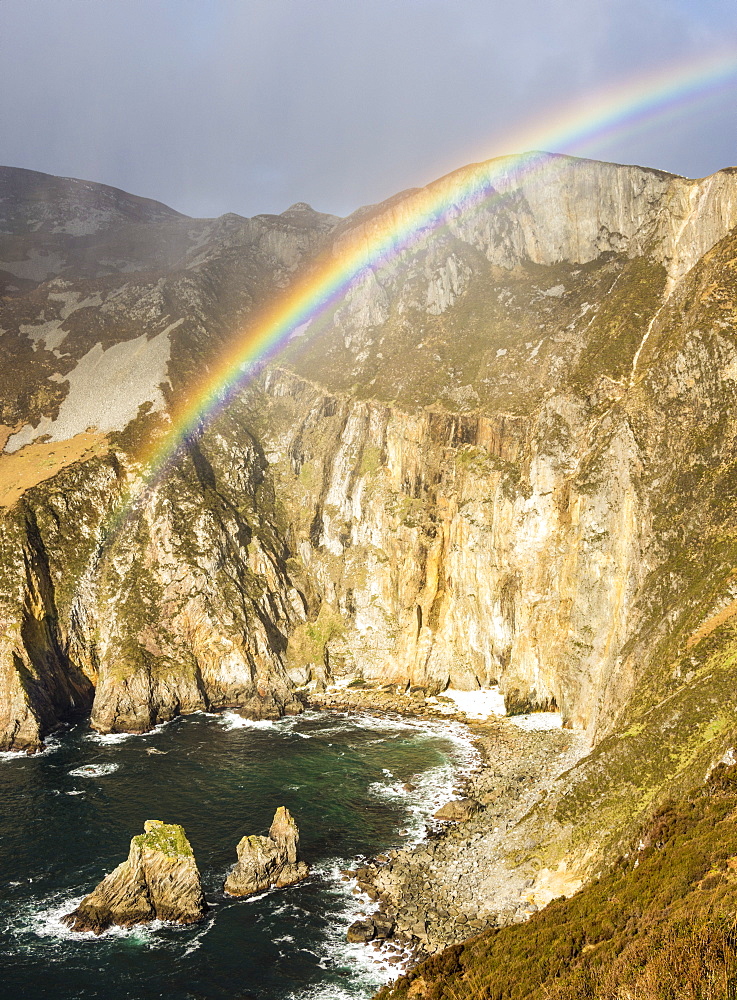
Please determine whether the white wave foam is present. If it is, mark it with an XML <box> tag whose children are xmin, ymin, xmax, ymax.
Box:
<box><xmin>241</xmin><ymin>890</ymin><xmax>273</xmax><ymax>904</ymax></box>
<box><xmin>85</xmin><ymin>716</ymin><xmax>182</xmax><ymax>745</ymax></box>
<box><xmin>218</xmin><ymin>712</ymin><xmax>276</xmax><ymax>731</ymax></box>
<box><xmin>367</xmin><ymin>780</ymin><xmax>407</xmax><ymax>802</ymax></box>
<box><xmin>356</xmin><ymin>714</ymin><xmax>480</xmax><ymax>844</ymax></box>
<box><xmin>68</xmin><ymin>763</ymin><xmax>119</xmax><ymax>778</ymax></box>
<box><xmin>26</xmin><ymin>894</ymin><xmax>155</xmax><ymax>946</ymax></box>
<box><xmin>14</xmin><ymin>891</ymin><xmax>210</xmax><ymax>957</ymax></box>
<box><xmin>181</xmin><ymin>919</ymin><xmax>214</xmax><ymax>956</ymax></box>
<box><xmin>0</xmin><ymin>734</ymin><xmax>63</xmax><ymax>763</ymax></box>
<box><xmin>298</xmin><ymin>857</ymin><xmax>399</xmax><ymax>994</ymax></box>
<box><xmin>85</xmin><ymin>731</ymin><xmax>136</xmax><ymax>745</ymax></box>
<box><xmin>327</xmin><ymin>896</ymin><xmax>412</xmax><ymax>984</ymax></box>
<box><xmin>33</xmin><ymin>895</ymin><xmax>106</xmax><ymax>942</ymax></box>
<box><xmin>291</xmin><ymin>987</ymin><xmax>376</xmax><ymax>1000</ymax></box>
<box><xmin>368</xmin><ymin>762</ymin><xmax>457</xmax><ymax>844</ymax></box>
<box><xmin>217</xmin><ymin>709</ymin><xmax>327</xmax><ymax>733</ymax></box>
<box><xmin>337</xmin><ymin>710</ymin><xmax>479</xmax><ymax>755</ymax></box>
<box><xmin>333</xmin><ymin>712</ymin><xmax>421</xmax><ymax>734</ymax></box>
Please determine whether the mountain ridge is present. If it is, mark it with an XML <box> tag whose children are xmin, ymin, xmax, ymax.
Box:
<box><xmin>0</xmin><ymin>163</ymin><xmax>187</xmax><ymax>236</ymax></box>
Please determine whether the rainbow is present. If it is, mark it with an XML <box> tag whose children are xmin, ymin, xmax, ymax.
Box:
<box><xmin>126</xmin><ymin>45</ymin><xmax>737</xmax><ymax>516</ymax></box>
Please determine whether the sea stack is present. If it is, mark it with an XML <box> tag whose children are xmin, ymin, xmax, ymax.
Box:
<box><xmin>224</xmin><ymin>806</ymin><xmax>309</xmax><ymax>896</ymax></box>
<box><xmin>63</xmin><ymin>820</ymin><xmax>207</xmax><ymax>934</ymax></box>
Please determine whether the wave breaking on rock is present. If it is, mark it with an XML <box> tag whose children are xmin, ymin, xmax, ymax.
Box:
<box><xmin>63</xmin><ymin>820</ymin><xmax>207</xmax><ymax>934</ymax></box>
<box><xmin>224</xmin><ymin>806</ymin><xmax>309</xmax><ymax>896</ymax></box>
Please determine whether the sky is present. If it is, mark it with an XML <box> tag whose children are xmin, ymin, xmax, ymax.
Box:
<box><xmin>1</xmin><ymin>0</ymin><xmax>737</xmax><ymax>220</ymax></box>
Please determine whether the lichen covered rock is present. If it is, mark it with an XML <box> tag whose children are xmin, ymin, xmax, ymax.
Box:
<box><xmin>224</xmin><ymin>806</ymin><xmax>309</xmax><ymax>896</ymax></box>
<box><xmin>63</xmin><ymin>820</ymin><xmax>207</xmax><ymax>934</ymax></box>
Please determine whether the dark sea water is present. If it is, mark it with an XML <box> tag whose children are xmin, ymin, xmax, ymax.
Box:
<box><xmin>0</xmin><ymin>709</ymin><xmax>476</xmax><ymax>1000</ymax></box>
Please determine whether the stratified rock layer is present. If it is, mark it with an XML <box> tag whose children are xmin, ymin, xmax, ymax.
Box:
<box><xmin>63</xmin><ymin>820</ymin><xmax>207</xmax><ymax>934</ymax></box>
<box><xmin>224</xmin><ymin>806</ymin><xmax>309</xmax><ymax>896</ymax></box>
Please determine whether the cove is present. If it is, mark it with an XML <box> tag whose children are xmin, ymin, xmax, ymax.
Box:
<box><xmin>0</xmin><ymin>709</ymin><xmax>476</xmax><ymax>1000</ymax></box>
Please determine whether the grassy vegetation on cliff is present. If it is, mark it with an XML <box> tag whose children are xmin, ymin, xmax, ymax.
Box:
<box><xmin>278</xmin><ymin>252</ymin><xmax>646</xmax><ymax>416</ymax></box>
<box><xmin>134</xmin><ymin>821</ymin><xmax>193</xmax><ymax>858</ymax></box>
<box><xmin>377</xmin><ymin>764</ymin><xmax>737</xmax><ymax>1000</ymax></box>
<box><xmin>287</xmin><ymin>602</ymin><xmax>344</xmax><ymax>670</ymax></box>
<box><xmin>569</xmin><ymin>255</ymin><xmax>667</xmax><ymax>390</ymax></box>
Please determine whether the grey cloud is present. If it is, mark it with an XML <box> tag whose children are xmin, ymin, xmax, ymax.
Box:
<box><xmin>1</xmin><ymin>0</ymin><xmax>736</xmax><ymax>219</ymax></box>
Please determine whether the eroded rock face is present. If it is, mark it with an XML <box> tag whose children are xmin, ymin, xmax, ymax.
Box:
<box><xmin>0</xmin><ymin>428</ymin><xmax>308</xmax><ymax>749</ymax></box>
<box><xmin>63</xmin><ymin>820</ymin><xmax>207</xmax><ymax>934</ymax></box>
<box><xmin>254</xmin><ymin>371</ymin><xmax>649</xmax><ymax>738</ymax></box>
<box><xmin>224</xmin><ymin>806</ymin><xmax>309</xmax><ymax>896</ymax></box>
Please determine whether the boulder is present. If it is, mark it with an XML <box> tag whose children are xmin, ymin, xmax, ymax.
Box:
<box><xmin>224</xmin><ymin>806</ymin><xmax>309</xmax><ymax>896</ymax></box>
<box><xmin>347</xmin><ymin>918</ymin><xmax>377</xmax><ymax>943</ymax></box>
<box><xmin>346</xmin><ymin>913</ymin><xmax>395</xmax><ymax>943</ymax></box>
<box><xmin>433</xmin><ymin>798</ymin><xmax>481</xmax><ymax>822</ymax></box>
<box><xmin>63</xmin><ymin>820</ymin><xmax>207</xmax><ymax>934</ymax></box>
<box><xmin>373</xmin><ymin>915</ymin><xmax>396</xmax><ymax>939</ymax></box>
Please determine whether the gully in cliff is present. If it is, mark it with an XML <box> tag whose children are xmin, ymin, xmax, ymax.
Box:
<box><xmin>63</xmin><ymin>820</ymin><xmax>207</xmax><ymax>934</ymax></box>
<box><xmin>224</xmin><ymin>806</ymin><xmax>309</xmax><ymax>896</ymax></box>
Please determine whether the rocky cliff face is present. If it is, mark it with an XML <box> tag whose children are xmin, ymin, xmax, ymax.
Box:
<box><xmin>2</xmin><ymin>153</ymin><xmax>737</xmax><ymax>886</ymax></box>
<box><xmin>0</xmin><ymin>173</ymin><xmax>335</xmax><ymax>747</ymax></box>
<box><xmin>252</xmin><ymin>368</ymin><xmax>648</xmax><ymax>738</ymax></box>
<box><xmin>0</xmin><ymin>404</ymin><xmax>310</xmax><ymax>745</ymax></box>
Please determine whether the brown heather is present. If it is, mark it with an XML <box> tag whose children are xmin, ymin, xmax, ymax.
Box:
<box><xmin>377</xmin><ymin>764</ymin><xmax>737</xmax><ymax>1000</ymax></box>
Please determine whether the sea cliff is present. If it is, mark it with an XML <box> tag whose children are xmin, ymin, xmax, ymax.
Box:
<box><xmin>2</xmin><ymin>153</ymin><xmax>737</xmax><ymax>930</ymax></box>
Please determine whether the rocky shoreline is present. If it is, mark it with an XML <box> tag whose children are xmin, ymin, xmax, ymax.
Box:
<box><xmin>306</xmin><ymin>682</ymin><xmax>487</xmax><ymax>725</ymax></box>
<box><xmin>307</xmin><ymin>684</ymin><xmax>589</xmax><ymax>968</ymax></box>
<box><xmin>50</xmin><ymin>685</ymin><xmax>588</xmax><ymax>966</ymax></box>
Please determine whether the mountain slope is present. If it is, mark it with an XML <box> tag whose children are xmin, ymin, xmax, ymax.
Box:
<box><xmin>1</xmin><ymin>155</ymin><xmax>737</xmax><ymax>941</ymax></box>
<box><xmin>0</xmin><ymin>166</ymin><xmax>339</xmax><ymax>747</ymax></box>
<box><xmin>376</xmin><ymin>762</ymin><xmax>737</xmax><ymax>1000</ymax></box>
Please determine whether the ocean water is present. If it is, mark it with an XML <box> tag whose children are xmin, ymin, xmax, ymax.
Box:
<box><xmin>0</xmin><ymin>710</ymin><xmax>476</xmax><ymax>1000</ymax></box>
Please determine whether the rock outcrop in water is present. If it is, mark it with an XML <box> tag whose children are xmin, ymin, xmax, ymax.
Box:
<box><xmin>63</xmin><ymin>820</ymin><xmax>207</xmax><ymax>934</ymax></box>
<box><xmin>224</xmin><ymin>806</ymin><xmax>309</xmax><ymax>896</ymax></box>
